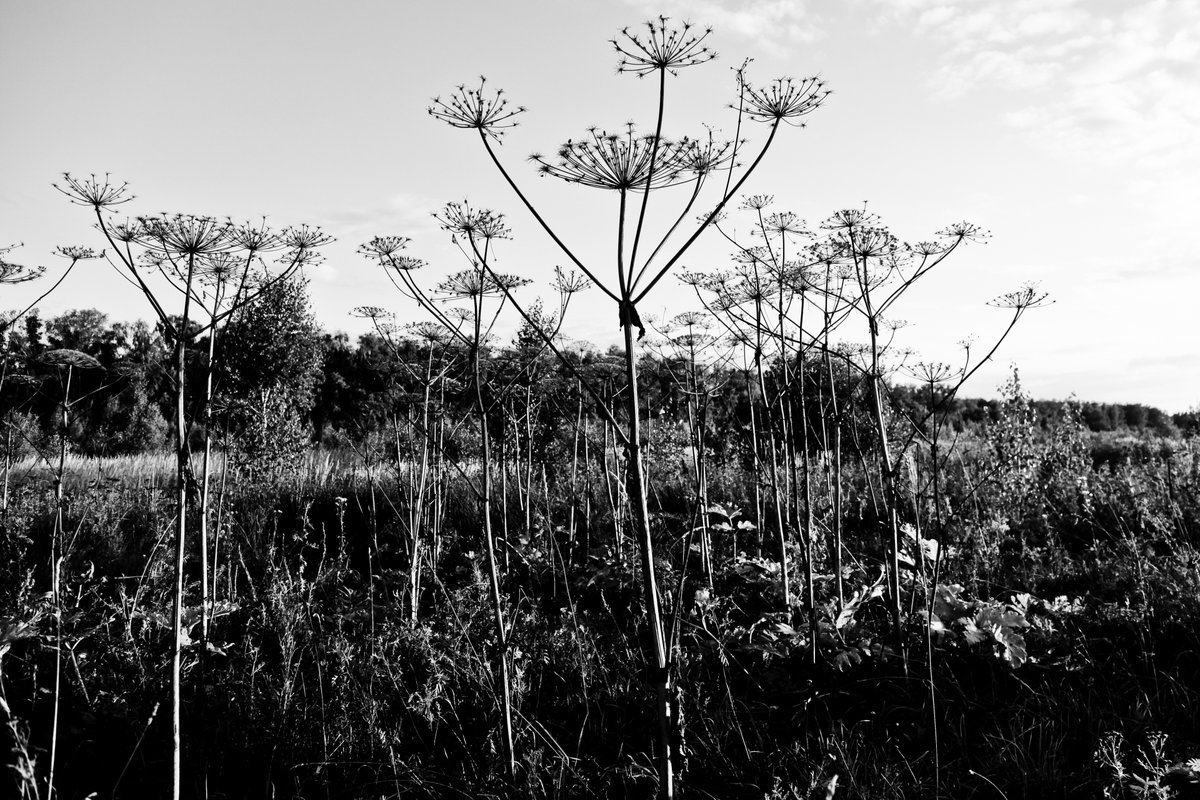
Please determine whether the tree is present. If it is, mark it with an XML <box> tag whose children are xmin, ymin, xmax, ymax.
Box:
<box><xmin>218</xmin><ymin>275</ymin><xmax>324</xmax><ymax>478</ymax></box>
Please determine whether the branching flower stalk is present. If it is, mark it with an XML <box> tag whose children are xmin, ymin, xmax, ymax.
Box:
<box><xmin>191</xmin><ymin>222</ymin><xmax>292</xmax><ymax>642</ymax></box>
<box><xmin>0</xmin><ymin>245</ymin><xmax>99</xmax><ymax>519</ymax></box>
<box><xmin>652</xmin><ymin>311</ymin><xmax>723</xmax><ymax>587</ymax></box>
<box><xmin>40</xmin><ymin>347</ymin><xmax>101</xmax><ymax>800</ymax></box>
<box><xmin>818</xmin><ymin>208</ymin><xmax>985</xmax><ymax>645</ymax></box>
<box><xmin>55</xmin><ymin>174</ymin><xmax>329</xmax><ymax>800</ymax></box>
<box><xmin>429</xmin><ymin>20</ymin><xmax>828</xmax><ymax>797</ymax></box>
<box><xmin>361</xmin><ymin>207</ymin><xmax>530</xmax><ymax>780</ymax></box>
<box><xmin>352</xmin><ymin>306</ymin><xmax>458</xmax><ymax>623</ymax></box>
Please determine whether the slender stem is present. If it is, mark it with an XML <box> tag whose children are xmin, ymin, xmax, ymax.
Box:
<box><xmin>479</xmin><ymin>133</ymin><xmax>618</xmax><ymax>303</ymax></box>
<box><xmin>626</xmin><ymin>68</ymin><xmax>668</xmax><ymax>281</ymax></box>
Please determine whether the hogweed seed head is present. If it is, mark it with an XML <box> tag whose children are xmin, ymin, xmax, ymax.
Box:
<box><xmin>909</xmin><ymin>361</ymin><xmax>955</xmax><ymax>384</ymax></box>
<box><xmin>939</xmin><ymin>221</ymin><xmax>990</xmax><ymax>244</ymax></box>
<box><xmin>678</xmin><ymin>129</ymin><xmax>738</xmax><ymax>177</ymax></box>
<box><xmin>553</xmin><ymin>266</ymin><xmax>591</xmax><ymax>295</ymax></box>
<box><xmin>407</xmin><ymin>321</ymin><xmax>451</xmax><ymax>346</ymax></box>
<box><xmin>106</xmin><ymin>218</ymin><xmax>147</xmax><ymax>244</ymax></box>
<box><xmin>281</xmin><ymin>224</ymin><xmax>333</xmax><ymax>252</ymax></box>
<box><xmin>820</xmin><ymin>207</ymin><xmax>879</xmax><ymax>232</ymax></box>
<box><xmin>54</xmin><ymin>245</ymin><xmax>102</xmax><ymax>261</ymax></box>
<box><xmin>0</xmin><ymin>243</ymin><xmax>45</xmax><ymax>284</ymax></box>
<box><xmin>670</xmin><ymin>311</ymin><xmax>710</xmax><ymax>331</ymax></box>
<box><xmin>54</xmin><ymin>173</ymin><xmax>133</xmax><ymax>210</ymax></box>
<box><xmin>230</xmin><ymin>219</ymin><xmax>283</xmax><ymax>254</ymax></box>
<box><xmin>437</xmin><ymin>269</ymin><xmax>528</xmax><ymax>299</ymax></box>
<box><xmin>990</xmin><ymin>282</ymin><xmax>1052</xmax><ymax>310</ymax></box>
<box><xmin>913</xmin><ymin>240</ymin><xmax>948</xmax><ymax>257</ymax></box>
<box><xmin>741</xmin><ymin>194</ymin><xmax>773</xmax><ymax>211</ymax></box>
<box><xmin>741</xmin><ymin>76</ymin><xmax>830</xmax><ymax>125</ymax></box>
<box><xmin>353</xmin><ymin>306</ymin><xmax>393</xmax><ymax>323</ymax></box>
<box><xmin>807</xmin><ymin>241</ymin><xmax>842</xmax><ymax>266</ymax></box>
<box><xmin>40</xmin><ymin>349</ymin><xmax>102</xmax><ymax>370</ymax></box>
<box><xmin>195</xmin><ymin>252</ymin><xmax>240</xmax><ymax>285</ymax></box>
<box><xmin>392</xmin><ymin>256</ymin><xmax>426</xmax><ymax>271</ymax></box>
<box><xmin>358</xmin><ymin>236</ymin><xmax>411</xmax><ymax>260</ymax></box>
<box><xmin>278</xmin><ymin>225</ymin><xmax>332</xmax><ymax>267</ymax></box>
<box><xmin>848</xmin><ymin>228</ymin><xmax>901</xmax><ymax>260</ymax></box>
<box><xmin>533</xmin><ymin>124</ymin><xmax>696</xmax><ymax>191</ymax></box>
<box><xmin>139</xmin><ymin>214</ymin><xmax>232</xmax><ymax>256</ymax></box>
<box><xmin>764</xmin><ymin>211</ymin><xmax>809</xmax><ymax>238</ymax></box>
<box><xmin>359</xmin><ymin>236</ymin><xmax>424</xmax><ymax>274</ymax></box>
<box><xmin>137</xmin><ymin>250</ymin><xmax>166</xmax><ymax>272</ymax></box>
<box><xmin>429</xmin><ymin>76</ymin><xmax>525</xmax><ymax>140</ymax></box>
<box><xmin>732</xmin><ymin>244</ymin><xmax>772</xmax><ymax>267</ymax></box>
<box><xmin>436</xmin><ymin>201</ymin><xmax>510</xmax><ymax>241</ymax></box>
<box><xmin>613</xmin><ymin>16</ymin><xmax>716</xmax><ymax>77</ymax></box>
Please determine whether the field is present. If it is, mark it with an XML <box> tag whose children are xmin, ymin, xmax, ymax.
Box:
<box><xmin>3</xmin><ymin>376</ymin><xmax>1200</xmax><ymax>798</ymax></box>
<box><xmin>4</xmin><ymin>14</ymin><xmax>1198</xmax><ymax>800</ymax></box>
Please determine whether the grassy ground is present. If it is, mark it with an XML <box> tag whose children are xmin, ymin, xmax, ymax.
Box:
<box><xmin>2</xmin><ymin>434</ymin><xmax>1199</xmax><ymax>799</ymax></box>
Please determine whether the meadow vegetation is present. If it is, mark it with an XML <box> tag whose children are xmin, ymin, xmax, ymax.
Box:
<box><xmin>3</xmin><ymin>16</ymin><xmax>1200</xmax><ymax>800</ymax></box>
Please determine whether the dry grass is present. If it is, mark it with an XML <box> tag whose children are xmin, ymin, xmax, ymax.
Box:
<box><xmin>2</xmin><ymin>448</ymin><xmax>365</xmax><ymax>490</ymax></box>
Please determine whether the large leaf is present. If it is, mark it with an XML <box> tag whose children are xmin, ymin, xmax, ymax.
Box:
<box><xmin>835</xmin><ymin>569</ymin><xmax>886</xmax><ymax>630</ymax></box>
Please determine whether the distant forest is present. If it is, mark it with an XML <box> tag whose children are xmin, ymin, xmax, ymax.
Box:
<box><xmin>4</xmin><ymin>283</ymin><xmax>1194</xmax><ymax>469</ymax></box>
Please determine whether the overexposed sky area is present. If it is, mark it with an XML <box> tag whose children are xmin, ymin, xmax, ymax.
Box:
<box><xmin>2</xmin><ymin>0</ymin><xmax>1197</xmax><ymax>411</ymax></box>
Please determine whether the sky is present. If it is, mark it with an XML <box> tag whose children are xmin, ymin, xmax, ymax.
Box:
<box><xmin>2</xmin><ymin>0</ymin><xmax>1197</xmax><ymax>412</ymax></box>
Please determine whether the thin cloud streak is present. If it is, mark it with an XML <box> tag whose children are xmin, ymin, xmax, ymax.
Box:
<box><xmin>884</xmin><ymin>0</ymin><xmax>1200</xmax><ymax>171</ymax></box>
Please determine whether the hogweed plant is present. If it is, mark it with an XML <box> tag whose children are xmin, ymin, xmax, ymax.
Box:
<box><xmin>429</xmin><ymin>19</ymin><xmax>827</xmax><ymax>796</ymax></box>
<box><xmin>0</xmin><ymin>242</ymin><xmax>101</xmax><ymax>800</ymax></box>
<box><xmin>816</xmin><ymin>208</ymin><xmax>988</xmax><ymax>645</ymax></box>
<box><xmin>38</xmin><ymin>347</ymin><xmax>101</xmax><ymax>800</ymax></box>
<box><xmin>350</xmin><ymin>306</ymin><xmax>458</xmax><ymax>624</ymax></box>
<box><xmin>55</xmin><ymin>174</ymin><xmax>330</xmax><ymax>800</ymax></box>
<box><xmin>361</xmin><ymin>206</ymin><xmax>532</xmax><ymax>780</ymax></box>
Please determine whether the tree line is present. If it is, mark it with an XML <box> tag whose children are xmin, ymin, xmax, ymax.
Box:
<box><xmin>3</xmin><ymin>290</ymin><xmax>1189</xmax><ymax>472</ymax></box>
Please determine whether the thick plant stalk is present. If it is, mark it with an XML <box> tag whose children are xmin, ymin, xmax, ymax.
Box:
<box><xmin>620</xmin><ymin>318</ymin><xmax>675</xmax><ymax>799</ymax></box>
<box><xmin>170</xmin><ymin>254</ymin><xmax>197</xmax><ymax>800</ymax></box>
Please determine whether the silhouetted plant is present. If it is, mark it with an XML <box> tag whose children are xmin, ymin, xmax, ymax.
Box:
<box><xmin>55</xmin><ymin>174</ymin><xmax>329</xmax><ymax>800</ymax></box>
<box><xmin>430</xmin><ymin>18</ymin><xmax>828</xmax><ymax>797</ymax></box>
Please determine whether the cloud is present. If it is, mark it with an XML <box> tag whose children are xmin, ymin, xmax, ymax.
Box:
<box><xmin>877</xmin><ymin>0</ymin><xmax>1200</xmax><ymax>172</ymax></box>
<box><xmin>617</xmin><ymin>0</ymin><xmax>1200</xmax><ymax>174</ymax></box>
<box><xmin>620</xmin><ymin>0</ymin><xmax>826</xmax><ymax>56</ymax></box>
